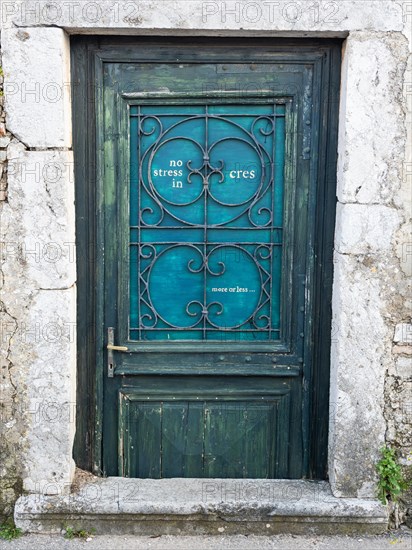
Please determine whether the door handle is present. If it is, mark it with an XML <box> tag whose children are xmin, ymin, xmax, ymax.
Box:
<box><xmin>107</xmin><ymin>327</ymin><xmax>128</xmax><ymax>378</ymax></box>
<box><xmin>107</xmin><ymin>344</ymin><xmax>129</xmax><ymax>352</ymax></box>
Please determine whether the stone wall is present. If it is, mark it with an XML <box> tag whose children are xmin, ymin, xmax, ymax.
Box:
<box><xmin>0</xmin><ymin>0</ymin><xmax>411</xmax><ymax>525</ymax></box>
<box><xmin>0</xmin><ymin>34</ymin><xmax>25</xmax><ymax>521</ymax></box>
<box><xmin>387</xmin><ymin>321</ymin><xmax>412</xmax><ymax>526</ymax></box>
<box><xmin>0</xmin><ymin>27</ymin><xmax>76</xmax><ymax>519</ymax></box>
<box><xmin>328</xmin><ymin>31</ymin><xmax>411</xmax><ymax>503</ymax></box>
<box><xmin>0</xmin><ymin>42</ymin><xmax>7</xmax><ymax>199</ymax></box>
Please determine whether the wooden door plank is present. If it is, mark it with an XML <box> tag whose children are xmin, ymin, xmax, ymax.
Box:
<box><xmin>244</xmin><ymin>404</ymin><xmax>275</xmax><ymax>478</ymax></box>
<box><xmin>161</xmin><ymin>402</ymin><xmax>204</xmax><ymax>477</ymax></box>
<box><xmin>132</xmin><ymin>403</ymin><xmax>162</xmax><ymax>478</ymax></box>
<box><xmin>204</xmin><ymin>403</ymin><xmax>247</xmax><ymax>478</ymax></box>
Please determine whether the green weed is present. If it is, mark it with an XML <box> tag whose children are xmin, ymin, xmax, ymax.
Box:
<box><xmin>376</xmin><ymin>446</ymin><xmax>410</xmax><ymax>504</ymax></box>
<box><xmin>64</xmin><ymin>526</ymin><xmax>95</xmax><ymax>540</ymax></box>
<box><xmin>0</xmin><ymin>521</ymin><xmax>22</xmax><ymax>541</ymax></box>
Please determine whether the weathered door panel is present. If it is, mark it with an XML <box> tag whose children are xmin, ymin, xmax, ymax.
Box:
<box><xmin>117</xmin><ymin>376</ymin><xmax>301</xmax><ymax>479</ymax></box>
<box><xmin>72</xmin><ymin>38</ymin><xmax>341</xmax><ymax>480</ymax></box>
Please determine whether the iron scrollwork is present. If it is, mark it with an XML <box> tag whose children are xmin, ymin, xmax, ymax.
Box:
<box><xmin>129</xmin><ymin>104</ymin><xmax>286</xmax><ymax>341</ymax></box>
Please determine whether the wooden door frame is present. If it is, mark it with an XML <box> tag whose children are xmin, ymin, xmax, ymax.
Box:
<box><xmin>71</xmin><ymin>36</ymin><xmax>341</xmax><ymax>479</ymax></box>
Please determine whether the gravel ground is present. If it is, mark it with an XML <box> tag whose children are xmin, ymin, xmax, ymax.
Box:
<box><xmin>1</xmin><ymin>530</ymin><xmax>411</xmax><ymax>550</ymax></box>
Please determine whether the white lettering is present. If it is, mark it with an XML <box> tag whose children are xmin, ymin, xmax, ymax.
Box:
<box><xmin>229</xmin><ymin>169</ymin><xmax>257</xmax><ymax>180</ymax></box>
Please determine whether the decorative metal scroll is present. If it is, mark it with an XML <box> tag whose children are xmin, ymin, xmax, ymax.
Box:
<box><xmin>129</xmin><ymin>103</ymin><xmax>286</xmax><ymax>341</ymax></box>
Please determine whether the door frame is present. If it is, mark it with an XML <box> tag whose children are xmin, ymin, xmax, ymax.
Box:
<box><xmin>71</xmin><ymin>36</ymin><xmax>341</xmax><ymax>479</ymax></box>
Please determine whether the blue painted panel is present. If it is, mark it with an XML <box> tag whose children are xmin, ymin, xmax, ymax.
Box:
<box><xmin>129</xmin><ymin>104</ymin><xmax>285</xmax><ymax>341</ymax></box>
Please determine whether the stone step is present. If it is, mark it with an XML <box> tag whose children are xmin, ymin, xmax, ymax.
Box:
<box><xmin>14</xmin><ymin>478</ymin><xmax>389</xmax><ymax>536</ymax></box>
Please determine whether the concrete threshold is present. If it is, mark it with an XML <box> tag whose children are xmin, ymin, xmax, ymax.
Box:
<box><xmin>14</xmin><ymin>478</ymin><xmax>389</xmax><ymax>536</ymax></box>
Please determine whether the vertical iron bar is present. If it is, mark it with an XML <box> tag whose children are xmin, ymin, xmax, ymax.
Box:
<box><xmin>269</xmin><ymin>104</ymin><xmax>276</xmax><ymax>339</ymax></box>
<box><xmin>137</xmin><ymin>106</ymin><xmax>142</xmax><ymax>341</ymax></box>
<box><xmin>203</xmin><ymin>106</ymin><xmax>209</xmax><ymax>339</ymax></box>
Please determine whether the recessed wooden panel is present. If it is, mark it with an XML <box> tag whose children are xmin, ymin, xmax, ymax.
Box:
<box><xmin>119</xmin><ymin>390</ymin><xmax>291</xmax><ymax>478</ymax></box>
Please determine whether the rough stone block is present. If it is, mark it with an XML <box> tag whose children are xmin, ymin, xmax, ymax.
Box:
<box><xmin>335</xmin><ymin>202</ymin><xmax>400</xmax><ymax>255</ymax></box>
<box><xmin>394</xmin><ymin>323</ymin><xmax>412</xmax><ymax>345</ymax></box>
<box><xmin>2</xmin><ymin>1</ymin><xmax>404</xmax><ymax>33</ymax></box>
<box><xmin>329</xmin><ymin>253</ymin><xmax>387</xmax><ymax>497</ymax></box>
<box><xmin>1</xmin><ymin>28</ymin><xmax>71</xmax><ymax>147</ymax></box>
<box><xmin>14</xmin><ymin>479</ymin><xmax>388</xmax><ymax>535</ymax></box>
<box><xmin>4</xmin><ymin>148</ymin><xmax>76</xmax><ymax>289</ymax></box>
<box><xmin>395</xmin><ymin>356</ymin><xmax>412</xmax><ymax>379</ymax></box>
<box><xmin>20</xmin><ymin>287</ymin><xmax>76</xmax><ymax>493</ymax></box>
<box><xmin>337</xmin><ymin>34</ymin><xmax>408</xmax><ymax>204</ymax></box>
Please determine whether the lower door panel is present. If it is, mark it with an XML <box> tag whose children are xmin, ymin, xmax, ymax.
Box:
<box><xmin>118</xmin><ymin>376</ymin><xmax>302</xmax><ymax>478</ymax></box>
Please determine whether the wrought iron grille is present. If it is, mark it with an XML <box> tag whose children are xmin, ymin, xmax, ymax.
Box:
<box><xmin>129</xmin><ymin>103</ymin><xmax>286</xmax><ymax>341</ymax></box>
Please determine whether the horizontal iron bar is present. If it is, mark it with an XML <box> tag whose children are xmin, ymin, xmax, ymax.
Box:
<box><xmin>131</xmin><ymin>112</ymin><xmax>286</xmax><ymax>117</ymax></box>
<box><xmin>130</xmin><ymin>226</ymin><xmax>284</xmax><ymax>230</ymax></box>
<box><xmin>132</xmin><ymin>241</ymin><xmax>281</xmax><ymax>248</ymax></box>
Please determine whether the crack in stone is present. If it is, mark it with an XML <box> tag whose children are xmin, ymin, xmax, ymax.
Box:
<box><xmin>26</xmin><ymin>147</ymin><xmax>73</xmax><ymax>152</ymax></box>
<box><xmin>0</xmin><ymin>301</ymin><xmax>19</xmax><ymax>399</ymax></box>
<box><xmin>38</xmin><ymin>283</ymin><xmax>76</xmax><ymax>291</ymax></box>
<box><xmin>44</xmin><ymin>181</ymin><xmax>57</xmax><ymax>217</ymax></box>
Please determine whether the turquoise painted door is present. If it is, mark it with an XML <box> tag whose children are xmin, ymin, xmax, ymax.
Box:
<box><xmin>129</xmin><ymin>103</ymin><xmax>285</xmax><ymax>342</ymax></box>
<box><xmin>118</xmin><ymin>102</ymin><xmax>293</xmax><ymax>478</ymax></box>
<box><xmin>74</xmin><ymin>39</ymin><xmax>341</xmax><ymax>479</ymax></box>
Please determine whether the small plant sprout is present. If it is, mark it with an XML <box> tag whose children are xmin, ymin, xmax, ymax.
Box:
<box><xmin>0</xmin><ymin>521</ymin><xmax>22</xmax><ymax>541</ymax></box>
<box><xmin>376</xmin><ymin>446</ymin><xmax>410</xmax><ymax>505</ymax></box>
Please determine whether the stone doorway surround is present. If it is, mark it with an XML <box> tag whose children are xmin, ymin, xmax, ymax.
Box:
<box><xmin>0</xmin><ymin>0</ymin><xmax>411</xmax><ymax>532</ymax></box>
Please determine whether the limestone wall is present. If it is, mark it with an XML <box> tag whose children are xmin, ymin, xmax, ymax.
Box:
<box><xmin>0</xmin><ymin>34</ymin><xmax>25</xmax><ymax>521</ymax></box>
<box><xmin>0</xmin><ymin>28</ymin><xmax>76</xmax><ymax>519</ymax></box>
<box><xmin>0</xmin><ymin>0</ymin><xmax>411</xmax><ymax>523</ymax></box>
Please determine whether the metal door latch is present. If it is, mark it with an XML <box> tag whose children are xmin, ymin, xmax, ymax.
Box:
<box><xmin>107</xmin><ymin>327</ymin><xmax>128</xmax><ymax>378</ymax></box>
<box><xmin>107</xmin><ymin>344</ymin><xmax>129</xmax><ymax>351</ymax></box>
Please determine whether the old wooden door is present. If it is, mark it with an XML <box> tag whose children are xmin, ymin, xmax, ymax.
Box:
<box><xmin>72</xmin><ymin>38</ymin><xmax>341</xmax><ymax>479</ymax></box>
